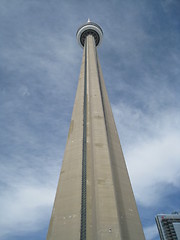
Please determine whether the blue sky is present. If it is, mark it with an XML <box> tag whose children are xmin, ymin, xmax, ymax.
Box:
<box><xmin>0</xmin><ymin>0</ymin><xmax>180</xmax><ymax>239</ymax></box>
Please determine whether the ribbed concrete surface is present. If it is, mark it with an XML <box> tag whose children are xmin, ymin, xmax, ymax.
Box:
<box><xmin>47</xmin><ymin>35</ymin><xmax>145</xmax><ymax>240</ymax></box>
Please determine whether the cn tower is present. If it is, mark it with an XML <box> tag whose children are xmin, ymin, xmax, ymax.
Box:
<box><xmin>47</xmin><ymin>20</ymin><xmax>145</xmax><ymax>240</ymax></box>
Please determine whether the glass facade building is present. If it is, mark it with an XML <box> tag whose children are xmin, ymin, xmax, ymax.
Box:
<box><xmin>155</xmin><ymin>213</ymin><xmax>180</xmax><ymax>240</ymax></box>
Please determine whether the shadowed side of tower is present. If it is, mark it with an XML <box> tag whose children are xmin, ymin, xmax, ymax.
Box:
<box><xmin>47</xmin><ymin>21</ymin><xmax>145</xmax><ymax>240</ymax></box>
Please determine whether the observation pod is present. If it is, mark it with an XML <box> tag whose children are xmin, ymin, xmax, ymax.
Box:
<box><xmin>76</xmin><ymin>20</ymin><xmax>103</xmax><ymax>48</ymax></box>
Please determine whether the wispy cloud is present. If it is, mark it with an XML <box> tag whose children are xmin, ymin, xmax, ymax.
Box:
<box><xmin>0</xmin><ymin>0</ymin><xmax>180</xmax><ymax>239</ymax></box>
<box><xmin>0</xmin><ymin>147</ymin><xmax>60</xmax><ymax>239</ymax></box>
<box><xmin>0</xmin><ymin>182</ymin><xmax>54</xmax><ymax>239</ymax></box>
<box><xmin>113</xmin><ymin>101</ymin><xmax>180</xmax><ymax>206</ymax></box>
<box><xmin>144</xmin><ymin>224</ymin><xmax>159</xmax><ymax>240</ymax></box>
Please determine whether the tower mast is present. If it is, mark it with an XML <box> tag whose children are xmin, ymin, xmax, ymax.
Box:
<box><xmin>47</xmin><ymin>20</ymin><xmax>145</xmax><ymax>240</ymax></box>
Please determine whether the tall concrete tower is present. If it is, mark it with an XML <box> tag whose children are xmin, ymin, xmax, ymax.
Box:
<box><xmin>47</xmin><ymin>20</ymin><xmax>145</xmax><ymax>240</ymax></box>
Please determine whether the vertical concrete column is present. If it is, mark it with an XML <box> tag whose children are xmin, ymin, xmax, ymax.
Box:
<box><xmin>47</xmin><ymin>47</ymin><xmax>86</xmax><ymax>240</ymax></box>
<box><xmin>86</xmin><ymin>35</ymin><xmax>121</xmax><ymax>240</ymax></box>
<box><xmin>97</xmin><ymin>58</ymin><xmax>145</xmax><ymax>239</ymax></box>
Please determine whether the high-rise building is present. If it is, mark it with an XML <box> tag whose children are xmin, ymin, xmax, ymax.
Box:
<box><xmin>47</xmin><ymin>20</ymin><xmax>145</xmax><ymax>240</ymax></box>
<box><xmin>155</xmin><ymin>213</ymin><xmax>180</xmax><ymax>240</ymax></box>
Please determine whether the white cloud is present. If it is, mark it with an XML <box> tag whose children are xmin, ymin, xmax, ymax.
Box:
<box><xmin>0</xmin><ymin>160</ymin><xmax>56</xmax><ymax>239</ymax></box>
<box><xmin>0</xmin><ymin>0</ymin><xmax>180</xmax><ymax>239</ymax></box>
<box><xmin>144</xmin><ymin>224</ymin><xmax>159</xmax><ymax>240</ymax></box>
<box><xmin>127</xmin><ymin>127</ymin><xmax>180</xmax><ymax>206</ymax></box>
<box><xmin>19</xmin><ymin>86</ymin><xmax>30</xmax><ymax>97</ymax></box>
<box><xmin>113</xmin><ymin>103</ymin><xmax>180</xmax><ymax>206</ymax></box>
<box><xmin>0</xmin><ymin>184</ymin><xmax>54</xmax><ymax>239</ymax></box>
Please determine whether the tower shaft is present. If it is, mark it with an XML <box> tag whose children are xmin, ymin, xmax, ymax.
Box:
<box><xmin>47</xmin><ymin>28</ymin><xmax>145</xmax><ymax>240</ymax></box>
